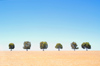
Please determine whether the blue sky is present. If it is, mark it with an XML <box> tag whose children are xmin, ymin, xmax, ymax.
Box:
<box><xmin>0</xmin><ymin>0</ymin><xmax>100</xmax><ymax>51</ymax></box>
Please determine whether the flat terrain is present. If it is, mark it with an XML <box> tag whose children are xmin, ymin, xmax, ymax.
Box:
<box><xmin>0</xmin><ymin>51</ymin><xmax>100</xmax><ymax>66</ymax></box>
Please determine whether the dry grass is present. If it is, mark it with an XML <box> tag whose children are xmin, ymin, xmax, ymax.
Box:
<box><xmin>0</xmin><ymin>51</ymin><xmax>100</xmax><ymax>66</ymax></box>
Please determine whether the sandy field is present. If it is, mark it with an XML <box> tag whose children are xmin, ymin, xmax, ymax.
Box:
<box><xmin>0</xmin><ymin>51</ymin><xmax>100</xmax><ymax>66</ymax></box>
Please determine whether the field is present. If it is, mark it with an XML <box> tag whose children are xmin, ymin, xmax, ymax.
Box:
<box><xmin>0</xmin><ymin>51</ymin><xmax>100</xmax><ymax>66</ymax></box>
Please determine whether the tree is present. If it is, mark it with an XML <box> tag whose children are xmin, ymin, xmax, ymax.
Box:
<box><xmin>40</xmin><ymin>41</ymin><xmax>48</xmax><ymax>51</ymax></box>
<box><xmin>23</xmin><ymin>41</ymin><xmax>31</xmax><ymax>51</ymax></box>
<box><xmin>55</xmin><ymin>43</ymin><xmax>63</xmax><ymax>51</ymax></box>
<box><xmin>71</xmin><ymin>42</ymin><xmax>79</xmax><ymax>51</ymax></box>
<box><xmin>9</xmin><ymin>43</ymin><xmax>15</xmax><ymax>51</ymax></box>
<box><xmin>81</xmin><ymin>42</ymin><xmax>91</xmax><ymax>51</ymax></box>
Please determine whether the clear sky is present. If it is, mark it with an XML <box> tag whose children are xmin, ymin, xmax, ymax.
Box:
<box><xmin>0</xmin><ymin>0</ymin><xmax>100</xmax><ymax>51</ymax></box>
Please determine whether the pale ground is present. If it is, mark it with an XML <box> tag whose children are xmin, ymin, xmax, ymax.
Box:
<box><xmin>0</xmin><ymin>51</ymin><xmax>100</xmax><ymax>66</ymax></box>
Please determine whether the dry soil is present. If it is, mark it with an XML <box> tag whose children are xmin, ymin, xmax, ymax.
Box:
<box><xmin>0</xmin><ymin>51</ymin><xmax>100</xmax><ymax>66</ymax></box>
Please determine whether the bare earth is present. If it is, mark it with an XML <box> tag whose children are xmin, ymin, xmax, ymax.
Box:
<box><xmin>0</xmin><ymin>51</ymin><xmax>100</xmax><ymax>66</ymax></box>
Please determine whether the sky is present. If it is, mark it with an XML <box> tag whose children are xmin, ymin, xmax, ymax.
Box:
<box><xmin>0</xmin><ymin>0</ymin><xmax>100</xmax><ymax>51</ymax></box>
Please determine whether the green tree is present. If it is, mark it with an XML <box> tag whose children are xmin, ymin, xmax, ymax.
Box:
<box><xmin>40</xmin><ymin>41</ymin><xmax>48</xmax><ymax>51</ymax></box>
<box><xmin>81</xmin><ymin>42</ymin><xmax>91</xmax><ymax>51</ymax></box>
<box><xmin>9</xmin><ymin>43</ymin><xmax>15</xmax><ymax>51</ymax></box>
<box><xmin>23</xmin><ymin>41</ymin><xmax>31</xmax><ymax>51</ymax></box>
<box><xmin>71</xmin><ymin>42</ymin><xmax>79</xmax><ymax>51</ymax></box>
<box><xmin>55</xmin><ymin>43</ymin><xmax>63</xmax><ymax>51</ymax></box>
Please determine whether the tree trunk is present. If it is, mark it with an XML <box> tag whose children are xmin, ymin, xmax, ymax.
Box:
<box><xmin>26</xmin><ymin>49</ymin><xmax>28</xmax><ymax>51</ymax></box>
<box><xmin>58</xmin><ymin>48</ymin><xmax>60</xmax><ymax>51</ymax></box>
<box><xmin>86</xmin><ymin>48</ymin><xmax>88</xmax><ymax>51</ymax></box>
<box><xmin>43</xmin><ymin>49</ymin><xmax>44</xmax><ymax>51</ymax></box>
<box><xmin>10</xmin><ymin>49</ymin><xmax>12</xmax><ymax>51</ymax></box>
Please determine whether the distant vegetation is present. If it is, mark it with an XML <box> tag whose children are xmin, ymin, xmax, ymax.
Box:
<box><xmin>23</xmin><ymin>41</ymin><xmax>31</xmax><ymax>51</ymax></box>
<box><xmin>40</xmin><ymin>41</ymin><xmax>48</xmax><ymax>51</ymax></box>
<box><xmin>81</xmin><ymin>42</ymin><xmax>91</xmax><ymax>51</ymax></box>
<box><xmin>71</xmin><ymin>42</ymin><xmax>79</xmax><ymax>51</ymax></box>
<box><xmin>9</xmin><ymin>43</ymin><xmax>15</xmax><ymax>51</ymax></box>
<box><xmin>55</xmin><ymin>43</ymin><xmax>63</xmax><ymax>51</ymax></box>
<box><xmin>8</xmin><ymin>41</ymin><xmax>91</xmax><ymax>51</ymax></box>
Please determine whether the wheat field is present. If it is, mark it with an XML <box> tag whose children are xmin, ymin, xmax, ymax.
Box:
<box><xmin>0</xmin><ymin>51</ymin><xmax>100</xmax><ymax>66</ymax></box>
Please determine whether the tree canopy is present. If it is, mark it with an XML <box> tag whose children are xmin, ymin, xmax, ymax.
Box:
<box><xmin>81</xmin><ymin>42</ymin><xmax>91</xmax><ymax>51</ymax></box>
<box><xmin>71</xmin><ymin>42</ymin><xmax>79</xmax><ymax>51</ymax></box>
<box><xmin>23</xmin><ymin>41</ymin><xmax>31</xmax><ymax>51</ymax></box>
<box><xmin>40</xmin><ymin>41</ymin><xmax>48</xmax><ymax>51</ymax></box>
<box><xmin>9</xmin><ymin>43</ymin><xmax>15</xmax><ymax>51</ymax></box>
<box><xmin>55</xmin><ymin>43</ymin><xmax>63</xmax><ymax>51</ymax></box>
